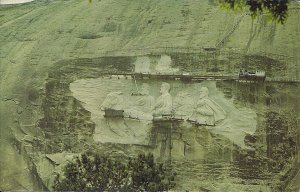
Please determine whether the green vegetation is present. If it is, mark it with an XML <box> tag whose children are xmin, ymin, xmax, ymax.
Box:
<box><xmin>266</xmin><ymin>111</ymin><xmax>297</xmax><ymax>170</ymax></box>
<box><xmin>221</xmin><ymin>0</ymin><xmax>289</xmax><ymax>23</ymax></box>
<box><xmin>53</xmin><ymin>153</ymin><xmax>175</xmax><ymax>192</ymax></box>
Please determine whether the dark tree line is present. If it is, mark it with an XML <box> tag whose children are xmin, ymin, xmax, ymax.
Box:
<box><xmin>53</xmin><ymin>153</ymin><xmax>175</xmax><ymax>192</ymax></box>
<box><xmin>221</xmin><ymin>0</ymin><xmax>289</xmax><ymax>23</ymax></box>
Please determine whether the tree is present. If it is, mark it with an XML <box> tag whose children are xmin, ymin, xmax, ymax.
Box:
<box><xmin>220</xmin><ymin>0</ymin><xmax>289</xmax><ymax>23</ymax></box>
<box><xmin>53</xmin><ymin>153</ymin><xmax>175</xmax><ymax>192</ymax></box>
<box><xmin>128</xmin><ymin>153</ymin><xmax>175</xmax><ymax>191</ymax></box>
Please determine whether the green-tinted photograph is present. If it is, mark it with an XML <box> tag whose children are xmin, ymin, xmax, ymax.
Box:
<box><xmin>0</xmin><ymin>0</ymin><xmax>299</xmax><ymax>191</ymax></box>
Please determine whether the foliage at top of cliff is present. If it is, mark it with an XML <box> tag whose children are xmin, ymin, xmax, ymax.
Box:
<box><xmin>220</xmin><ymin>0</ymin><xmax>290</xmax><ymax>23</ymax></box>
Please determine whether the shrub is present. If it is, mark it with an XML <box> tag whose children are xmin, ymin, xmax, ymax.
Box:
<box><xmin>53</xmin><ymin>153</ymin><xmax>175</xmax><ymax>191</ymax></box>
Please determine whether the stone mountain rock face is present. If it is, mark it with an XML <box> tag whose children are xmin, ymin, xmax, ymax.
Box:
<box><xmin>0</xmin><ymin>0</ymin><xmax>299</xmax><ymax>94</ymax></box>
<box><xmin>0</xmin><ymin>0</ymin><xmax>299</xmax><ymax>191</ymax></box>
